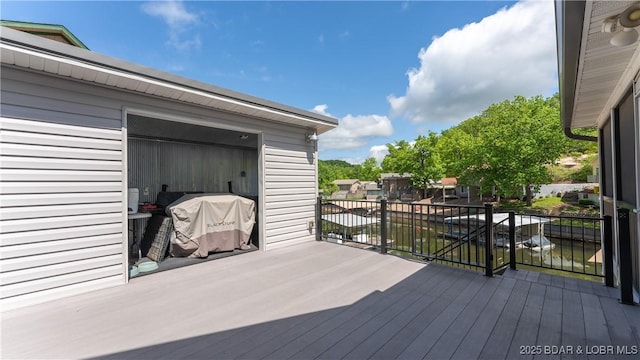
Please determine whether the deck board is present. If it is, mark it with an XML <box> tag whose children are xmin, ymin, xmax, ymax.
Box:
<box><xmin>450</xmin><ymin>276</ymin><xmax>517</xmax><ymax>359</ymax></box>
<box><xmin>1</xmin><ymin>241</ymin><xmax>638</xmax><ymax>360</ymax></box>
<box><xmin>479</xmin><ymin>279</ymin><xmax>531</xmax><ymax>360</ymax></box>
<box><xmin>534</xmin><ymin>285</ymin><xmax>563</xmax><ymax>360</ymax></box>
<box><xmin>581</xmin><ymin>293</ymin><xmax>612</xmax><ymax>347</ymax></box>
<box><xmin>506</xmin><ymin>282</ymin><xmax>547</xmax><ymax>360</ymax></box>
<box><xmin>562</xmin><ymin>288</ymin><xmax>587</xmax><ymax>359</ymax></box>
<box><xmin>600</xmin><ymin>296</ymin><xmax>640</xmax><ymax>359</ymax></box>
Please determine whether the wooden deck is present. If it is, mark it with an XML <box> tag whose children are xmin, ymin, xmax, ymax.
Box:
<box><xmin>2</xmin><ymin>241</ymin><xmax>639</xmax><ymax>359</ymax></box>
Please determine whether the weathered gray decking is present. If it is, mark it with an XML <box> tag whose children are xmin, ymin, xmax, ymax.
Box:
<box><xmin>2</xmin><ymin>241</ymin><xmax>639</xmax><ymax>359</ymax></box>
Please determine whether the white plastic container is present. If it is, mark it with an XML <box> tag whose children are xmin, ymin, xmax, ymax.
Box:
<box><xmin>128</xmin><ymin>188</ymin><xmax>139</xmax><ymax>214</ymax></box>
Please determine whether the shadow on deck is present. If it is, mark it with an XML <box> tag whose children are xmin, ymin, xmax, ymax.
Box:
<box><xmin>2</xmin><ymin>242</ymin><xmax>638</xmax><ymax>359</ymax></box>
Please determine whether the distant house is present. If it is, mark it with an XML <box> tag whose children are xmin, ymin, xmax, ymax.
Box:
<box><xmin>334</xmin><ymin>179</ymin><xmax>361</xmax><ymax>193</ymax></box>
<box><xmin>587</xmin><ymin>156</ymin><xmax>600</xmax><ymax>183</ymax></box>
<box><xmin>578</xmin><ymin>186</ymin><xmax>600</xmax><ymax>207</ymax></box>
<box><xmin>0</xmin><ymin>20</ymin><xmax>88</xmax><ymax>49</ymax></box>
<box><xmin>381</xmin><ymin>173</ymin><xmax>418</xmax><ymax>201</ymax></box>
<box><xmin>429</xmin><ymin>177</ymin><xmax>461</xmax><ymax>202</ymax></box>
<box><xmin>363</xmin><ymin>182</ymin><xmax>383</xmax><ymax>201</ymax></box>
<box><xmin>332</xmin><ymin>179</ymin><xmax>363</xmax><ymax>199</ymax></box>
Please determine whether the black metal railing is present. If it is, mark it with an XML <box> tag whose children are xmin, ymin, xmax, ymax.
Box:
<box><xmin>489</xmin><ymin>212</ymin><xmax>606</xmax><ymax>280</ymax></box>
<box><xmin>318</xmin><ymin>198</ymin><xmax>612</xmax><ymax>283</ymax></box>
<box><xmin>320</xmin><ymin>198</ymin><xmax>491</xmax><ymax>272</ymax></box>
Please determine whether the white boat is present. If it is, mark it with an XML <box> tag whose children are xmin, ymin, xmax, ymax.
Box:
<box><xmin>518</xmin><ymin>234</ymin><xmax>555</xmax><ymax>251</ymax></box>
<box><xmin>444</xmin><ymin>213</ymin><xmax>554</xmax><ymax>251</ymax></box>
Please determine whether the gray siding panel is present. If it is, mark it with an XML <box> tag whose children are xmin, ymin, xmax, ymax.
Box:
<box><xmin>0</xmin><ymin>116</ymin><xmax>125</xmax><ymax>310</ymax></box>
<box><xmin>263</xmin><ymin>130</ymin><xmax>317</xmax><ymax>247</ymax></box>
<box><xmin>1</xmin><ymin>67</ymin><xmax>124</xmax><ymax>130</ymax></box>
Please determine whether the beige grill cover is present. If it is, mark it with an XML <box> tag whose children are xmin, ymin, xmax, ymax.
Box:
<box><xmin>168</xmin><ymin>194</ymin><xmax>255</xmax><ymax>258</ymax></box>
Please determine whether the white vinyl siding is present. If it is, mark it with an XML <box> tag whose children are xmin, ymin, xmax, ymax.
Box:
<box><xmin>0</xmin><ymin>117</ymin><xmax>125</xmax><ymax>311</ymax></box>
<box><xmin>263</xmin><ymin>132</ymin><xmax>317</xmax><ymax>248</ymax></box>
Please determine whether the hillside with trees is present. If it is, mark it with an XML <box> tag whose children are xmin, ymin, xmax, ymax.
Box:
<box><xmin>319</xmin><ymin>94</ymin><xmax>598</xmax><ymax>203</ymax></box>
<box><xmin>319</xmin><ymin>158</ymin><xmax>381</xmax><ymax>194</ymax></box>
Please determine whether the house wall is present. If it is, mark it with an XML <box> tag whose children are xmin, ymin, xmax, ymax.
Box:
<box><xmin>382</xmin><ymin>178</ymin><xmax>415</xmax><ymax>200</ymax></box>
<box><xmin>0</xmin><ymin>65</ymin><xmax>318</xmax><ymax>309</ymax></box>
<box><xmin>0</xmin><ymin>115</ymin><xmax>125</xmax><ymax>311</ymax></box>
<box><xmin>599</xmin><ymin>87</ymin><xmax>640</xmax><ymax>299</ymax></box>
<box><xmin>614</xmin><ymin>91</ymin><xmax>639</xmax><ymax>297</ymax></box>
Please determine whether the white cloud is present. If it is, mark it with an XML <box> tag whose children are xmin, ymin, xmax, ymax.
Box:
<box><xmin>142</xmin><ymin>0</ymin><xmax>201</xmax><ymax>51</ymax></box>
<box><xmin>388</xmin><ymin>0</ymin><xmax>557</xmax><ymax>126</ymax></box>
<box><xmin>320</xmin><ymin>114</ymin><xmax>393</xmax><ymax>150</ymax></box>
<box><xmin>369</xmin><ymin>145</ymin><xmax>389</xmax><ymax>164</ymax></box>
<box><xmin>313</xmin><ymin>105</ymin><xmax>393</xmax><ymax>151</ymax></box>
<box><xmin>312</xmin><ymin>104</ymin><xmax>331</xmax><ymax>116</ymax></box>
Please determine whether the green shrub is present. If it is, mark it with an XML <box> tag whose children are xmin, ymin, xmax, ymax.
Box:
<box><xmin>570</xmin><ymin>164</ymin><xmax>593</xmax><ymax>182</ymax></box>
<box><xmin>578</xmin><ymin>199</ymin><xmax>593</xmax><ymax>206</ymax></box>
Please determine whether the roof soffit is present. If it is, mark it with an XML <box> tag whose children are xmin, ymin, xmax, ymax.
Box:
<box><xmin>567</xmin><ymin>1</ymin><xmax>640</xmax><ymax>129</ymax></box>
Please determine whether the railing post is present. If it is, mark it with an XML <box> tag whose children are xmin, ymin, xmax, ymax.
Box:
<box><xmin>484</xmin><ymin>203</ymin><xmax>493</xmax><ymax>277</ymax></box>
<box><xmin>380</xmin><ymin>199</ymin><xmax>387</xmax><ymax>254</ymax></box>
<box><xmin>603</xmin><ymin>215</ymin><xmax>614</xmax><ymax>287</ymax></box>
<box><xmin>617</xmin><ymin>208</ymin><xmax>634</xmax><ymax>304</ymax></box>
<box><xmin>316</xmin><ymin>197</ymin><xmax>322</xmax><ymax>241</ymax></box>
<box><xmin>509</xmin><ymin>211</ymin><xmax>516</xmax><ymax>270</ymax></box>
<box><xmin>411</xmin><ymin>204</ymin><xmax>415</xmax><ymax>255</ymax></box>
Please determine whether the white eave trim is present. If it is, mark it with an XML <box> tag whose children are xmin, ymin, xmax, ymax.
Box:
<box><xmin>0</xmin><ymin>42</ymin><xmax>338</xmax><ymax>133</ymax></box>
<box><xmin>570</xmin><ymin>1</ymin><xmax>640</xmax><ymax>129</ymax></box>
<box><xmin>595</xmin><ymin>50</ymin><xmax>640</xmax><ymax>128</ymax></box>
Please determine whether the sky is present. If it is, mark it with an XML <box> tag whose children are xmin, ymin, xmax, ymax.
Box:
<box><xmin>1</xmin><ymin>0</ymin><xmax>559</xmax><ymax>164</ymax></box>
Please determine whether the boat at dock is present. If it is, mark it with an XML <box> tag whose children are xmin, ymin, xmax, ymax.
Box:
<box><xmin>443</xmin><ymin>213</ymin><xmax>555</xmax><ymax>251</ymax></box>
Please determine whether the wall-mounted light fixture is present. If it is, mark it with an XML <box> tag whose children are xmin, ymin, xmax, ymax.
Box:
<box><xmin>602</xmin><ymin>2</ymin><xmax>640</xmax><ymax>46</ymax></box>
<box><xmin>306</xmin><ymin>132</ymin><xmax>318</xmax><ymax>143</ymax></box>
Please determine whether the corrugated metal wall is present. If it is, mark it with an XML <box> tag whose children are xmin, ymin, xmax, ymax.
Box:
<box><xmin>0</xmin><ymin>117</ymin><xmax>125</xmax><ymax>311</ymax></box>
<box><xmin>128</xmin><ymin>138</ymin><xmax>258</xmax><ymax>204</ymax></box>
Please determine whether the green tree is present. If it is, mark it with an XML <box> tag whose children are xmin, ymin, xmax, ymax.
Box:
<box><xmin>411</xmin><ymin>132</ymin><xmax>444</xmax><ymax>198</ymax></box>
<box><xmin>450</xmin><ymin>95</ymin><xmax>566</xmax><ymax>205</ymax></box>
<box><xmin>381</xmin><ymin>140</ymin><xmax>414</xmax><ymax>174</ymax></box>
<box><xmin>437</xmin><ymin>127</ymin><xmax>475</xmax><ymax>178</ymax></box>
<box><xmin>355</xmin><ymin>157</ymin><xmax>381</xmax><ymax>182</ymax></box>
<box><xmin>318</xmin><ymin>160</ymin><xmax>338</xmax><ymax>195</ymax></box>
<box><xmin>381</xmin><ymin>134</ymin><xmax>444</xmax><ymax>199</ymax></box>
